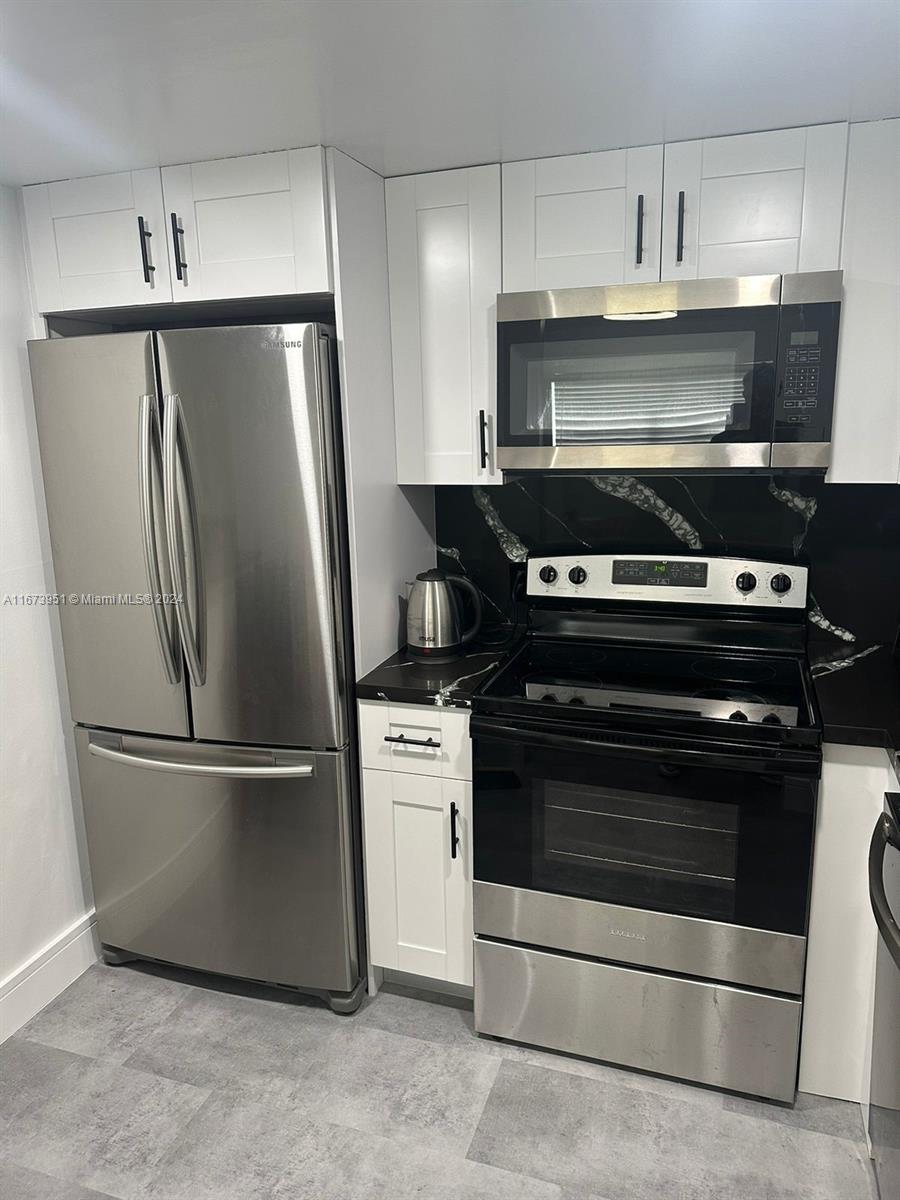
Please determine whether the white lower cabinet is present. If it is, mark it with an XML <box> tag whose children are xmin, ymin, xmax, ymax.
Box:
<box><xmin>359</xmin><ymin>701</ymin><xmax>473</xmax><ymax>987</ymax></box>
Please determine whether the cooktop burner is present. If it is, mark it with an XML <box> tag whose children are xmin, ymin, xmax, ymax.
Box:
<box><xmin>480</xmin><ymin>640</ymin><xmax>809</xmax><ymax>729</ymax></box>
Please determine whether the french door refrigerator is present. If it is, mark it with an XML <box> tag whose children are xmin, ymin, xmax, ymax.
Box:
<box><xmin>28</xmin><ymin>324</ymin><xmax>364</xmax><ymax>1012</ymax></box>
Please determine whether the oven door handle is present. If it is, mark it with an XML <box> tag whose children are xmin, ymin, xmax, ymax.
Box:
<box><xmin>469</xmin><ymin>716</ymin><xmax>818</xmax><ymax>775</ymax></box>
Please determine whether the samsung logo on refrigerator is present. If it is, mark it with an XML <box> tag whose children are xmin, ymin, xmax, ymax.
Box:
<box><xmin>262</xmin><ymin>340</ymin><xmax>303</xmax><ymax>349</ymax></box>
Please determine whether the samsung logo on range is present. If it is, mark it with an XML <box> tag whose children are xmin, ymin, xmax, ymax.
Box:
<box><xmin>609</xmin><ymin>927</ymin><xmax>646</xmax><ymax>942</ymax></box>
<box><xmin>262</xmin><ymin>340</ymin><xmax>303</xmax><ymax>350</ymax></box>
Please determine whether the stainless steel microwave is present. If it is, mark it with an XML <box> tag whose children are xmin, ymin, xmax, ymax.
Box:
<box><xmin>496</xmin><ymin>272</ymin><xmax>842</xmax><ymax>473</ymax></box>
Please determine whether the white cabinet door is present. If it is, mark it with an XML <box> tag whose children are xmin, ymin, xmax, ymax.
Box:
<box><xmin>829</xmin><ymin>119</ymin><xmax>900</xmax><ymax>484</ymax></box>
<box><xmin>161</xmin><ymin>147</ymin><xmax>331</xmax><ymax>301</ymax></box>
<box><xmin>386</xmin><ymin>166</ymin><xmax>501</xmax><ymax>485</ymax></box>
<box><xmin>362</xmin><ymin>768</ymin><xmax>472</xmax><ymax>985</ymax></box>
<box><xmin>661</xmin><ymin>124</ymin><xmax>848</xmax><ymax>281</ymax></box>
<box><xmin>502</xmin><ymin>145</ymin><xmax>664</xmax><ymax>292</ymax></box>
<box><xmin>22</xmin><ymin>169</ymin><xmax>172</xmax><ymax>312</ymax></box>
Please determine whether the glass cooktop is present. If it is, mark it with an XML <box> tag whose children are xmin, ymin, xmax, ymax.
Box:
<box><xmin>477</xmin><ymin>639</ymin><xmax>812</xmax><ymax>729</ymax></box>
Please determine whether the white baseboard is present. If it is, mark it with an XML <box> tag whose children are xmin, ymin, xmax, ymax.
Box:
<box><xmin>0</xmin><ymin>912</ymin><xmax>98</xmax><ymax>1042</ymax></box>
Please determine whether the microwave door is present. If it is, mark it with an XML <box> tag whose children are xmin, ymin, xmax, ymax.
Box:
<box><xmin>497</xmin><ymin>280</ymin><xmax>781</xmax><ymax>471</ymax></box>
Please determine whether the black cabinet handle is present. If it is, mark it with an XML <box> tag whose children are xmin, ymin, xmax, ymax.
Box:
<box><xmin>676</xmin><ymin>190</ymin><xmax>686</xmax><ymax>265</ymax></box>
<box><xmin>170</xmin><ymin>212</ymin><xmax>187</xmax><ymax>282</ymax></box>
<box><xmin>450</xmin><ymin>801</ymin><xmax>460</xmax><ymax>860</ymax></box>
<box><xmin>478</xmin><ymin>410</ymin><xmax>489</xmax><ymax>470</ymax></box>
<box><xmin>635</xmin><ymin>194</ymin><xmax>644</xmax><ymax>266</ymax></box>
<box><xmin>383</xmin><ymin>734</ymin><xmax>441</xmax><ymax>749</ymax></box>
<box><xmin>137</xmin><ymin>216</ymin><xmax>155</xmax><ymax>284</ymax></box>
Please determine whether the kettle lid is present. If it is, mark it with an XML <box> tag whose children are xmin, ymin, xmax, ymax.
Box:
<box><xmin>415</xmin><ymin>568</ymin><xmax>447</xmax><ymax>582</ymax></box>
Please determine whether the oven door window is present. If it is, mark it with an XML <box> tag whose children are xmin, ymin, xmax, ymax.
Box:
<box><xmin>498</xmin><ymin>308</ymin><xmax>779</xmax><ymax>448</ymax></box>
<box><xmin>473</xmin><ymin>735</ymin><xmax>815</xmax><ymax>935</ymax></box>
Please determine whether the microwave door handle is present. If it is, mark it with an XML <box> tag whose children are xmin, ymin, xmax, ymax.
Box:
<box><xmin>139</xmin><ymin>394</ymin><xmax>181</xmax><ymax>684</ymax></box>
<box><xmin>869</xmin><ymin>808</ymin><xmax>900</xmax><ymax>971</ymax></box>
<box><xmin>163</xmin><ymin>394</ymin><xmax>205</xmax><ymax>686</ymax></box>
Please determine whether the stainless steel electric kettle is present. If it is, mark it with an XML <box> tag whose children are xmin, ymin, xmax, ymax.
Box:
<box><xmin>406</xmin><ymin>570</ymin><xmax>483</xmax><ymax>663</ymax></box>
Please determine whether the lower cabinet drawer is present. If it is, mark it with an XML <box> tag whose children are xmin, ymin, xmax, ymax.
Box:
<box><xmin>474</xmin><ymin>938</ymin><xmax>802</xmax><ymax>1102</ymax></box>
<box><xmin>358</xmin><ymin>700</ymin><xmax>471</xmax><ymax>779</ymax></box>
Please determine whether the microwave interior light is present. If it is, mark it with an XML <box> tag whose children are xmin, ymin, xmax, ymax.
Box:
<box><xmin>601</xmin><ymin>310</ymin><xmax>679</xmax><ymax>321</ymax></box>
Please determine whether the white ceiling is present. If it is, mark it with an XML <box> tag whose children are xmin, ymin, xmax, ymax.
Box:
<box><xmin>1</xmin><ymin>0</ymin><xmax>898</xmax><ymax>187</ymax></box>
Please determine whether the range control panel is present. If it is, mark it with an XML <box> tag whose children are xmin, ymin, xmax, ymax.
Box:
<box><xmin>528</xmin><ymin>555</ymin><xmax>808</xmax><ymax>609</ymax></box>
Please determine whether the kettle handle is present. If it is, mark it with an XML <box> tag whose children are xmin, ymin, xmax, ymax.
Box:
<box><xmin>447</xmin><ymin>575</ymin><xmax>483</xmax><ymax>645</ymax></box>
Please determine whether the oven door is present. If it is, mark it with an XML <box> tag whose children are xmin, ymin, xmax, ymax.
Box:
<box><xmin>497</xmin><ymin>291</ymin><xmax>780</xmax><ymax>472</ymax></box>
<box><xmin>471</xmin><ymin>716</ymin><xmax>817</xmax><ymax>993</ymax></box>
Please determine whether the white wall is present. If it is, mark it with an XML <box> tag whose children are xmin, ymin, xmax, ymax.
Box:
<box><xmin>0</xmin><ymin>184</ymin><xmax>96</xmax><ymax>1040</ymax></box>
<box><xmin>327</xmin><ymin>148</ymin><xmax>435</xmax><ymax>677</ymax></box>
<box><xmin>799</xmin><ymin>743</ymin><xmax>893</xmax><ymax>1102</ymax></box>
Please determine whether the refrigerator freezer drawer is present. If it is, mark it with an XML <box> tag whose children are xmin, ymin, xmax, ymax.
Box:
<box><xmin>474</xmin><ymin>938</ymin><xmax>802</xmax><ymax>1103</ymax></box>
<box><xmin>76</xmin><ymin>729</ymin><xmax>359</xmax><ymax>993</ymax></box>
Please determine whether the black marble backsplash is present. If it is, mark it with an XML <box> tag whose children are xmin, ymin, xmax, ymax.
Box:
<box><xmin>434</xmin><ymin>476</ymin><xmax>900</xmax><ymax>686</ymax></box>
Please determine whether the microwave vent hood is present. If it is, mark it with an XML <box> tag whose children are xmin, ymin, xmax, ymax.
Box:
<box><xmin>495</xmin><ymin>272</ymin><xmax>842</xmax><ymax>477</ymax></box>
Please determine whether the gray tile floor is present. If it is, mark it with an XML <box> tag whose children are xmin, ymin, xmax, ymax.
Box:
<box><xmin>0</xmin><ymin>963</ymin><xmax>876</xmax><ymax>1200</ymax></box>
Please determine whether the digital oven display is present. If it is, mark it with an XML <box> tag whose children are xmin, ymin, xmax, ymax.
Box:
<box><xmin>612</xmin><ymin>559</ymin><xmax>709</xmax><ymax>588</ymax></box>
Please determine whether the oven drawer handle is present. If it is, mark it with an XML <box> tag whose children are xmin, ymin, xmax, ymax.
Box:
<box><xmin>384</xmin><ymin>734</ymin><xmax>441</xmax><ymax>749</ymax></box>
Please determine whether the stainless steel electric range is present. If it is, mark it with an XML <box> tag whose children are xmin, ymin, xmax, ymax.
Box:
<box><xmin>470</xmin><ymin>553</ymin><xmax>822</xmax><ymax>1104</ymax></box>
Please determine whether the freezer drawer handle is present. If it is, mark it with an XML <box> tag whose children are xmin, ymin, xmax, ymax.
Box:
<box><xmin>138</xmin><ymin>394</ymin><xmax>181</xmax><ymax>685</ymax></box>
<box><xmin>384</xmin><ymin>734</ymin><xmax>441</xmax><ymax>748</ymax></box>
<box><xmin>88</xmin><ymin>741</ymin><xmax>315</xmax><ymax>779</ymax></box>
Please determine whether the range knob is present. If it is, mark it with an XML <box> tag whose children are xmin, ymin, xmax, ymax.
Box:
<box><xmin>568</xmin><ymin>696</ymin><xmax>586</xmax><ymax>706</ymax></box>
<box><xmin>568</xmin><ymin>566</ymin><xmax>587</xmax><ymax>585</ymax></box>
<box><xmin>728</xmin><ymin>710</ymin><xmax>749</xmax><ymax>721</ymax></box>
<box><xmin>770</xmin><ymin>573</ymin><xmax>792</xmax><ymax>595</ymax></box>
<box><xmin>538</xmin><ymin>564</ymin><xmax>558</xmax><ymax>584</ymax></box>
<box><xmin>540</xmin><ymin>693</ymin><xmax>558</xmax><ymax>703</ymax></box>
<box><xmin>735</xmin><ymin>572</ymin><xmax>757</xmax><ymax>594</ymax></box>
<box><xmin>761</xmin><ymin>712</ymin><xmax>783</xmax><ymax>725</ymax></box>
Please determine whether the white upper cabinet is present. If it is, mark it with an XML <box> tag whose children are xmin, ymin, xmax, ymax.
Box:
<box><xmin>162</xmin><ymin>147</ymin><xmax>331</xmax><ymax>301</ymax></box>
<box><xmin>386</xmin><ymin>165</ymin><xmax>501</xmax><ymax>485</ymax></box>
<box><xmin>661</xmin><ymin>124</ymin><xmax>848</xmax><ymax>280</ymax></box>
<box><xmin>23</xmin><ymin>169</ymin><xmax>173</xmax><ymax>312</ymax></box>
<box><xmin>829</xmin><ymin>119</ymin><xmax>900</xmax><ymax>484</ymax></box>
<box><xmin>502</xmin><ymin>146</ymin><xmax>664</xmax><ymax>292</ymax></box>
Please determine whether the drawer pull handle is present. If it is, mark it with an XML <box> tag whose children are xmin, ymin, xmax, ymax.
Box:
<box><xmin>384</xmin><ymin>734</ymin><xmax>441</xmax><ymax>748</ymax></box>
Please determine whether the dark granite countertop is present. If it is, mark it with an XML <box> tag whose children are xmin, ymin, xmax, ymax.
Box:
<box><xmin>356</xmin><ymin>647</ymin><xmax>505</xmax><ymax>708</ymax></box>
<box><xmin>357</xmin><ymin>640</ymin><xmax>900</xmax><ymax>768</ymax></box>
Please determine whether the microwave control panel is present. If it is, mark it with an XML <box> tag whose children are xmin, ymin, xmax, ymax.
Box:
<box><xmin>528</xmin><ymin>555</ymin><xmax>808</xmax><ymax>609</ymax></box>
<box><xmin>774</xmin><ymin>302</ymin><xmax>840</xmax><ymax>438</ymax></box>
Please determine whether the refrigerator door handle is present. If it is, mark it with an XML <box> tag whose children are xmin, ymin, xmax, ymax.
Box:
<box><xmin>88</xmin><ymin>739</ymin><xmax>315</xmax><ymax>779</ymax></box>
<box><xmin>869</xmin><ymin>807</ymin><xmax>900</xmax><ymax>971</ymax></box>
<box><xmin>163</xmin><ymin>392</ymin><xmax>205</xmax><ymax>687</ymax></box>
<box><xmin>139</xmin><ymin>394</ymin><xmax>181</xmax><ymax>685</ymax></box>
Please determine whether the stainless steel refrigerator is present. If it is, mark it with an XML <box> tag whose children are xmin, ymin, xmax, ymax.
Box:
<box><xmin>28</xmin><ymin>324</ymin><xmax>364</xmax><ymax>1012</ymax></box>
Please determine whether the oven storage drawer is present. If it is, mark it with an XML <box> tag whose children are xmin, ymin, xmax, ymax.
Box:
<box><xmin>474</xmin><ymin>882</ymin><xmax>806</xmax><ymax>994</ymax></box>
<box><xmin>474</xmin><ymin>938</ymin><xmax>802</xmax><ymax>1102</ymax></box>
